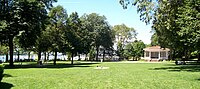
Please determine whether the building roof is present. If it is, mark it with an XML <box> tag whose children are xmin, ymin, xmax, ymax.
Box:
<box><xmin>143</xmin><ymin>46</ymin><xmax>170</xmax><ymax>51</ymax></box>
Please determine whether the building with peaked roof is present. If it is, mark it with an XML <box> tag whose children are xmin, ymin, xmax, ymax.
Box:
<box><xmin>143</xmin><ymin>46</ymin><xmax>170</xmax><ymax>61</ymax></box>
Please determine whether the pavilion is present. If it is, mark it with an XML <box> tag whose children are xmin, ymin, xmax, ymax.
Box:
<box><xmin>143</xmin><ymin>46</ymin><xmax>170</xmax><ymax>61</ymax></box>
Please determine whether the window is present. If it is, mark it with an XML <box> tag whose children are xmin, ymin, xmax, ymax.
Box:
<box><xmin>151</xmin><ymin>52</ymin><xmax>159</xmax><ymax>58</ymax></box>
<box><xmin>146</xmin><ymin>51</ymin><xmax>149</xmax><ymax>57</ymax></box>
<box><xmin>160</xmin><ymin>52</ymin><xmax>166</xmax><ymax>57</ymax></box>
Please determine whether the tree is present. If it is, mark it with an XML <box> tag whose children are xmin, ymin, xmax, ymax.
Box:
<box><xmin>0</xmin><ymin>45</ymin><xmax>9</xmax><ymax>62</ymax></box>
<box><xmin>124</xmin><ymin>40</ymin><xmax>145</xmax><ymax>60</ymax></box>
<box><xmin>80</xmin><ymin>14</ymin><xmax>96</xmax><ymax>61</ymax></box>
<box><xmin>34</xmin><ymin>28</ymin><xmax>53</xmax><ymax>63</ymax></box>
<box><xmin>48</xmin><ymin>5</ymin><xmax>67</xmax><ymax>65</ymax></box>
<box><xmin>123</xmin><ymin>43</ymin><xmax>133</xmax><ymax>60</ymax></box>
<box><xmin>152</xmin><ymin>0</ymin><xmax>200</xmax><ymax>60</ymax></box>
<box><xmin>119</xmin><ymin>0</ymin><xmax>155</xmax><ymax>24</ymax></box>
<box><xmin>65</xmin><ymin>12</ymin><xmax>82</xmax><ymax>64</ymax></box>
<box><xmin>120</xmin><ymin>0</ymin><xmax>200</xmax><ymax>60</ymax></box>
<box><xmin>101</xmin><ymin>27</ymin><xmax>115</xmax><ymax>61</ymax></box>
<box><xmin>132</xmin><ymin>40</ymin><xmax>146</xmax><ymax>60</ymax></box>
<box><xmin>176</xmin><ymin>0</ymin><xmax>200</xmax><ymax>60</ymax></box>
<box><xmin>80</xmin><ymin>13</ymin><xmax>112</xmax><ymax>61</ymax></box>
<box><xmin>0</xmin><ymin>0</ymin><xmax>56</xmax><ymax>66</ymax></box>
<box><xmin>150</xmin><ymin>33</ymin><xmax>159</xmax><ymax>46</ymax></box>
<box><xmin>113</xmin><ymin>24</ymin><xmax>137</xmax><ymax>60</ymax></box>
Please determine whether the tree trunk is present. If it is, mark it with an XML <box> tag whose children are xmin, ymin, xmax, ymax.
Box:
<box><xmin>198</xmin><ymin>53</ymin><xmax>200</xmax><ymax>61</ymax></box>
<box><xmin>9</xmin><ymin>36</ymin><xmax>14</xmax><ymax>66</ymax></box>
<box><xmin>17</xmin><ymin>51</ymin><xmax>20</xmax><ymax>62</ymax></box>
<box><xmin>103</xmin><ymin>49</ymin><xmax>105</xmax><ymax>61</ymax></box>
<box><xmin>54</xmin><ymin>51</ymin><xmax>57</xmax><ymax>65</ymax></box>
<box><xmin>111</xmin><ymin>53</ymin><xmax>113</xmax><ymax>61</ymax></box>
<box><xmin>171</xmin><ymin>49</ymin><xmax>175</xmax><ymax>60</ymax></box>
<box><xmin>28</xmin><ymin>51</ymin><xmax>30</xmax><ymax>59</ymax></box>
<box><xmin>136</xmin><ymin>57</ymin><xmax>138</xmax><ymax>61</ymax></box>
<box><xmin>47</xmin><ymin>52</ymin><xmax>49</xmax><ymax>60</ymax></box>
<box><xmin>186</xmin><ymin>50</ymin><xmax>189</xmax><ymax>60</ymax></box>
<box><xmin>68</xmin><ymin>52</ymin><xmax>71</xmax><ymax>61</ymax></box>
<box><xmin>169</xmin><ymin>49</ymin><xmax>173</xmax><ymax>60</ymax></box>
<box><xmin>44</xmin><ymin>52</ymin><xmax>46</xmax><ymax>62</ymax></box>
<box><xmin>71</xmin><ymin>52</ymin><xmax>74</xmax><ymax>64</ymax></box>
<box><xmin>85</xmin><ymin>54</ymin><xmax>87</xmax><ymax>61</ymax></box>
<box><xmin>184</xmin><ymin>49</ymin><xmax>189</xmax><ymax>60</ymax></box>
<box><xmin>96</xmin><ymin>46</ymin><xmax>99</xmax><ymax>61</ymax></box>
<box><xmin>38</xmin><ymin>51</ymin><xmax>41</xmax><ymax>65</ymax></box>
<box><xmin>6</xmin><ymin>52</ymin><xmax>8</xmax><ymax>62</ymax></box>
<box><xmin>78</xmin><ymin>54</ymin><xmax>81</xmax><ymax>61</ymax></box>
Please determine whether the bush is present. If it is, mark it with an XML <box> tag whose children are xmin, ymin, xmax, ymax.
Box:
<box><xmin>0</xmin><ymin>64</ymin><xmax>4</xmax><ymax>82</ymax></box>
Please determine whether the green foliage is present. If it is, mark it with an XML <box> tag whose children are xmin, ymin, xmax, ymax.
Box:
<box><xmin>124</xmin><ymin>40</ymin><xmax>146</xmax><ymax>60</ymax></box>
<box><xmin>120</xmin><ymin>0</ymin><xmax>200</xmax><ymax>60</ymax></box>
<box><xmin>35</xmin><ymin>29</ymin><xmax>53</xmax><ymax>52</ymax></box>
<box><xmin>0</xmin><ymin>0</ymin><xmax>56</xmax><ymax>66</ymax></box>
<box><xmin>48</xmin><ymin>5</ymin><xmax>67</xmax><ymax>51</ymax></box>
<box><xmin>150</xmin><ymin>33</ymin><xmax>159</xmax><ymax>46</ymax></box>
<box><xmin>119</xmin><ymin>0</ymin><xmax>156</xmax><ymax>24</ymax></box>
<box><xmin>66</xmin><ymin>12</ymin><xmax>82</xmax><ymax>53</ymax></box>
<box><xmin>113</xmin><ymin>24</ymin><xmax>137</xmax><ymax>41</ymax></box>
<box><xmin>0</xmin><ymin>64</ymin><xmax>4</xmax><ymax>82</ymax></box>
<box><xmin>81</xmin><ymin>13</ymin><xmax>111</xmax><ymax>47</ymax></box>
<box><xmin>88</xmin><ymin>47</ymin><xmax>95</xmax><ymax>60</ymax></box>
<box><xmin>65</xmin><ymin>12</ymin><xmax>83</xmax><ymax>64</ymax></box>
<box><xmin>81</xmin><ymin>13</ymin><xmax>113</xmax><ymax>60</ymax></box>
<box><xmin>113</xmin><ymin>24</ymin><xmax>137</xmax><ymax>59</ymax></box>
<box><xmin>0</xmin><ymin>45</ymin><xmax>8</xmax><ymax>54</ymax></box>
<box><xmin>152</xmin><ymin>0</ymin><xmax>200</xmax><ymax>59</ymax></box>
<box><xmin>45</xmin><ymin>5</ymin><xmax>68</xmax><ymax>65</ymax></box>
<box><xmin>10</xmin><ymin>0</ymin><xmax>56</xmax><ymax>48</ymax></box>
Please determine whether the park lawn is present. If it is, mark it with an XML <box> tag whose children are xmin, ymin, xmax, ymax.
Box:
<box><xmin>1</xmin><ymin>61</ymin><xmax>200</xmax><ymax>89</ymax></box>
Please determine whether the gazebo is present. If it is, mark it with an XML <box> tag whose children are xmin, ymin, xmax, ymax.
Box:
<box><xmin>143</xmin><ymin>46</ymin><xmax>170</xmax><ymax>61</ymax></box>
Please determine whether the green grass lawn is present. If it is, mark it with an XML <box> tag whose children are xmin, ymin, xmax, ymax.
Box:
<box><xmin>1</xmin><ymin>61</ymin><xmax>200</xmax><ymax>89</ymax></box>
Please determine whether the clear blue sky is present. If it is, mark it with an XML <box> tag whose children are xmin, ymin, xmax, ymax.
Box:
<box><xmin>53</xmin><ymin>0</ymin><xmax>152</xmax><ymax>44</ymax></box>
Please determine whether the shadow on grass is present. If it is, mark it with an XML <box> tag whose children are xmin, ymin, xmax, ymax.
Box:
<box><xmin>197</xmin><ymin>79</ymin><xmax>200</xmax><ymax>81</ymax></box>
<box><xmin>0</xmin><ymin>82</ymin><xmax>14</xmax><ymax>89</ymax></box>
<box><xmin>3</xmin><ymin>74</ymin><xmax>13</xmax><ymax>78</ymax></box>
<box><xmin>152</xmin><ymin>64</ymin><xmax>200</xmax><ymax>72</ymax></box>
<box><xmin>4</xmin><ymin>62</ymin><xmax>100</xmax><ymax>69</ymax></box>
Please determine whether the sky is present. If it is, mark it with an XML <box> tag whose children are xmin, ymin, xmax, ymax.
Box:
<box><xmin>53</xmin><ymin>0</ymin><xmax>152</xmax><ymax>44</ymax></box>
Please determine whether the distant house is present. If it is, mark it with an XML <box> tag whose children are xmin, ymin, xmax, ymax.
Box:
<box><xmin>143</xmin><ymin>46</ymin><xmax>170</xmax><ymax>61</ymax></box>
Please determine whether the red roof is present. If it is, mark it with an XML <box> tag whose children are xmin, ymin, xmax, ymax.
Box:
<box><xmin>143</xmin><ymin>46</ymin><xmax>170</xmax><ymax>51</ymax></box>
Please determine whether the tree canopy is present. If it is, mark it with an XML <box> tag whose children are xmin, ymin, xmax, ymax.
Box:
<box><xmin>0</xmin><ymin>0</ymin><xmax>56</xmax><ymax>66</ymax></box>
<box><xmin>113</xmin><ymin>24</ymin><xmax>137</xmax><ymax>60</ymax></box>
<box><xmin>81</xmin><ymin>13</ymin><xmax>113</xmax><ymax>61</ymax></box>
<box><xmin>120</xmin><ymin>0</ymin><xmax>200</xmax><ymax>60</ymax></box>
<box><xmin>124</xmin><ymin>40</ymin><xmax>145</xmax><ymax>60</ymax></box>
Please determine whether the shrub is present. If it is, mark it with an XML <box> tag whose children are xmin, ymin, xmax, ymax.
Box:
<box><xmin>0</xmin><ymin>64</ymin><xmax>4</xmax><ymax>82</ymax></box>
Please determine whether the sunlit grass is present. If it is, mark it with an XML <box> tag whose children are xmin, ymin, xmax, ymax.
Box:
<box><xmin>1</xmin><ymin>61</ymin><xmax>200</xmax><ymax>89</ymax></box>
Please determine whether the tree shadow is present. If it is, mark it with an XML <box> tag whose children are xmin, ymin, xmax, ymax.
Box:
<box><xmin>3</xmin><ymin>74</ymin><xmax>13</xmax><ymax>78</ymax></box>
<box><xmin>197</xmin><ymin>79</ymin><xmax>200</xmax><ymax>81</ymax></box>
<box><xmin>4</xmin><ymin>62</ymin><xmax>100</xmax><ymax>69</ymax></box>
<box><xmin>0</xmin><ymin>82</ymin><xmax>14</xmax><ymax>89</ymax></box>
<box><xmin>151</xmin><ymin>64</ymin><xmax>200</xmax><ymax>72</ymax></box>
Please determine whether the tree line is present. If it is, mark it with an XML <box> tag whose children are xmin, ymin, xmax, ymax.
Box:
<box><xmin>120</xmin><ymin>0</ymin><xmax>200</xmax><ymax>61</ymax></box>
<box><xmin>0</xmin><ymin>0</ymin><xmax>146</xmax><ymax>66</ymax></box>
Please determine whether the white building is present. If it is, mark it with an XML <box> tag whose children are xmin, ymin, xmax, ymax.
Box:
<box><xmin>143</xmin><ymin>46</ymin><xmax>170</xmax><ymax>61</ymax></box>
